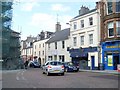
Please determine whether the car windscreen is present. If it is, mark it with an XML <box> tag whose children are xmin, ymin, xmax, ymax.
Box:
<box><xmin>68</xmin><ymin>62</ymin><xmax>74</xmax><ymax>66</ymax></box>
<box><xmin>33</xmin><ymin>61</ymin><xmax>39</xmax><ymax>65</ymax></box>
<box><xmin>50</xmin><ymin>62</ymin><xmax>62</xmax><ymax>65</ymax></box>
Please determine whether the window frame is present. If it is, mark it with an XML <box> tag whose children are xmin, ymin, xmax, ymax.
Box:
<box><xmin>116</xmin><ymin>21</ymin><xmax>120</xmax><ymax>36</ymax></box>
<box><xmin>108</xmin><ymin>22</ymin><xmax>114</xmax><ymax>37</ymax></box>
<box><xmin>73</xmin><ymin>22</ymin><xmax>77</xmax><ymax>30</ymax></box>
<box><xmin>107</xmin><ymin>2</ymin><xmax>113</xmax><ymax>14</ymax></box>
<box><xmin>89</xmin><ymin>17</ymin><xmax>93</xmax><ymax>26</ymax></box>
<box><xmin>55</xmin><ymin>42</ymin><xmax>57</xmax><ymax>49</ymax></box>
<box><xmin>81</xmin><ymin>20</ymin><xmax>84</xmax><ymax>28</ymax></box>
<box><xmin>89</xmin><ymin>34</ymin><xmax>93</xmax><ymax>45</ymax></box>
<box><xmin>116</xmin><ymin>1</ymin><xmax>120</xmax><ymax>13</ymax></box>
<box><xmin>73</xmin><ymin>37</ymin><xmax>77</xmax><ymax>46</ymax></box>
<box><xmin>80</xmin><ymin>36</ymin><xmax>84</xmax><ymax>45</ymax></box>
<box><xmin>62</xmin><ymin>41</ymin><xmax>65</xmax><ymax>49</ymax></box>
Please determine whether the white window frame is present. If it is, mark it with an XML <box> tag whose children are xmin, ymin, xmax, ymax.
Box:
<box><xmin>108</xmin><ymin>22</ymin><xmax>114</xmax><ymax>37</ymax></box>
<box><xmin>48</xmin><ymin>43</ymin><xmax>50</xmax><ymax>50</ymax></box>
<box><xmin>80</xmin><ymin>36</ymin><xmax>84</xmax><ymax>45</ymax></box>
<box><xmin>81</xmin><ymin>20</ymin><xmax>84</xmax><ymax>28</ymax></box>
<box><xmin>89</xmin><ymin>17</ymin><xmax>93</xmax><ymax>26</ymax></box>
<box><xmin>116</xmin><ymin>21</ymin><xmax>120</xmax><ymax>36</ymax></box>
<box><xmin>73</xmin><ymin>37</ymin><xmax>77</xmax><ymax>46</ymax></box>
<box><xmin>73</xmin><ymin>22</ymin><xmax>77</xmax><ymax>30</ymax></box>
<box><xmin>89</xmin><ymin>34</ymin><xmax>93</xmax><ymax>45</ymax></box>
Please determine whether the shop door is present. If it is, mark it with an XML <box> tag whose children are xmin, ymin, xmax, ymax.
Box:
<box><xmin>113</xmin><ymin>54</ymin><xmax>119</xmax><ymax>70</ymax></box>
<box><xmin>91</xmin><ymin>56</ymin><xmax>95</xmax><ymax>70</ymax></box>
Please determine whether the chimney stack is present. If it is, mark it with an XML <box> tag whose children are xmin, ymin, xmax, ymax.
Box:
<box><xmin>79</xmin><ymin>6</ymin><xmax>90</xmax><ymax>15</ymax></box>
<box><xmin>55</xmin><ymin>22</ymin><xmax>61</xmax><ymax>32</ymax></box>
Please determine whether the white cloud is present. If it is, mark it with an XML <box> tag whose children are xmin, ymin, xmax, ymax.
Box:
<box><xmin>30</xmin><ymin>13</ymin><xmax>56</xmax><ymax>31</ymax></box>
<box><xmin>29</xmin><ymin>13</ymin><xmax>72</xmax><ymax>32</ymax></box>
<box><xmin>20</xmin><ymin>1</ymin><xmax>39</xmax><ymax>11</ymax></box>
<box><xmin>51</xmin><ymin>4</ymin><xmax>71</xmax><ymax>12</ymax></box>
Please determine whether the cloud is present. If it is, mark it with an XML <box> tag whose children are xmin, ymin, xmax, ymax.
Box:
<box><xmin>29</xmin><ymin>13</ymin><xmax>72</xmax><ymax>32</ymax></box>
<box><xmin>30</xmin><ymin>13</ymin><xmax>56</xmax><ymax>31</ymax></box>
<box><xmin>20</xmin><ymin>1</ymin><xmax>39</xmax><ymax>11</ymax></box>
<box><xmin>51</xmin><ymin>4</ymin><xmax>71</xmax><ymax>12</ymax></box>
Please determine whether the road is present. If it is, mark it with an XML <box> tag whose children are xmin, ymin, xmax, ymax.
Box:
<box><xmin>2</xmin><ymin>68</ymin><xmax>119</xmax><ymax>88</ymax></box>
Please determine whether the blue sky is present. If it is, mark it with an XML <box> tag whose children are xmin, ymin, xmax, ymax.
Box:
<box><xmin>12</xmin><ymin>0</ymin><xmax>98</xmax><ymax>40</ymax></box>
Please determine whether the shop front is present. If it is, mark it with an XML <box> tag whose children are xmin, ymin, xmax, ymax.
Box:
<box><xmin>102</xmin><ymin>40</ymin><xmax>120</xmax><ymax>70</ymax></box>
<box><xmin>68</xmin><ymin>47</ymin><xmax>97</xmax><ymax>70</ymax></box>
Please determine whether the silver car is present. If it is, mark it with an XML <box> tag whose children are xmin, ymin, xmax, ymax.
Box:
<box><xmin>42</xmin><ymin>61</ymin><xmax>65</xmax><ymax>76</ymax></box>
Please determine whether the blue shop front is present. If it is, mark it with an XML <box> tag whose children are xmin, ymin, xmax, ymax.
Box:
<box><xmin>102</xmin><ymin>40</ymin><xmax>120</xmax><ymax>70</ymax></box>
<box><xmin>68</xmin><ymin>47</ymin><xmax>98</xmax><ymax>70</ymax></box>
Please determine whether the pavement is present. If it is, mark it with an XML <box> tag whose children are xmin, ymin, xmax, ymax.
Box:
<box><xmin>0</xmin><ymin>69</ymin><xmax>120</xmax><ymax>75</ymax></box>
<box><xmin>79</xmin><ymin>69</ymin><xmax>120</xmax><ymax>75</ymax></box>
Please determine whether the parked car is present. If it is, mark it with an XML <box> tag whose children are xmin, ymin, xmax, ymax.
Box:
<box><xmin>62</xmin><ymin>62</ymin><xmax>79</xmax><ymax>72</ymax></box>
<box><xmin>42</xmin><ymin>61</ymin><xmax>65</xmax><ymax>76</ymax></box>
<box><xmin>28</xmin><ymin>61</ymin><xmax>40</xmax><ymax>68</ymax></box>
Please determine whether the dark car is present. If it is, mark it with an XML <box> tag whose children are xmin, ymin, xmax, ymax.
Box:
<box><xmin>62</xmin><ymin>62</ymin><xmax>79</xmax><ymax>72</ymax></box>
<box><xmin>28</xmin><ymin>61</ymin><xmax>40</xmax><ymax>68</ymax></box>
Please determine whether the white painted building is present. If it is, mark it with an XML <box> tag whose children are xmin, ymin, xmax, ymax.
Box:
<box><xmin>21</xmin><ymin>36</ymin><xmax>37</xmax><ymax>62</ymax></box>
<box><xmin>68</xmin><ymin>6</ymin><xmax>100</xmax><ymax>70</ymax></box>
<box><xmin>33</xmin><ymin>39</ymin><xmax>49</xmax><ymax>65</ymax></box>
<box><xmin>46</xmin><ymin>28</ymin><xmax>71</xmax><ymax>62</ymax></box>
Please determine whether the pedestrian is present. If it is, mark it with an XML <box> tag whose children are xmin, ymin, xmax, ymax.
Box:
<box><xmin>24</xmin><ymin>60</ymin><xmax>29</xmax><ymax>69</ymax></box>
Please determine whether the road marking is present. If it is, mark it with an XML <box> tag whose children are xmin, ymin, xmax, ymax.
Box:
<box><xmin>16</xmin><ymin>70</ymin><xmax>27</xmax><ymax>81</ymax></box>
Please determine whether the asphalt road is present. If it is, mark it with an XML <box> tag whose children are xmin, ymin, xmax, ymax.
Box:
<box><xmin>2</xmin><ymin>68</ymin><xmax>119</xmax><ymax>88</ymax></box>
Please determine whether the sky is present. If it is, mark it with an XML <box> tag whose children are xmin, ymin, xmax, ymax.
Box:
<box><xmin>11</xmin><ymin>0</ymin><xmax>99</xmax><ymax>40</ymax></box>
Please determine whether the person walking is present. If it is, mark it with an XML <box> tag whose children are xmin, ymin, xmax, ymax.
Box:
<box><xmin>24</xmin><ymin>60</ymin><xmax>29</xmax><ymax>69</ymax></box>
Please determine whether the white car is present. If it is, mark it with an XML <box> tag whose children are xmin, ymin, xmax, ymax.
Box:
<box><xmin>42</xmin><ymin>61</ymin><xmax>64</xmax><ymax>76</ymax></box>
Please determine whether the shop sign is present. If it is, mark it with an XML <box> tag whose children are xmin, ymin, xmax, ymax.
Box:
<box><xmin>108</xmin><ymin>55</ymin><xmax>113</xmax><ymax>66</ymax></box>
<box><xmin>106</xmin><ymin>45</ymin><xmax>120</xmax><ymax>48</ymax></box>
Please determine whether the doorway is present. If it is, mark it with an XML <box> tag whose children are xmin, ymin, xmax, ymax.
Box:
<box><xmin>91</xmin><ymin>56</ymin><xmax>95</xmax><ymax>70</ymax></box>
<box><xmin>113</xmin><ymin>54</ymin><xmax>119</xmax><ymax>70</ymax></box>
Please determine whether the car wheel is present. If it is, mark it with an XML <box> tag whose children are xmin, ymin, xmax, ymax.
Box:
<box><xmin>77</xmin><ymin>69</ymin><xmax>79</xmax><ymax>72</ymax></box>
<box><xmin>61</xmin><ymin>72</ymin><xmax>64</xmax><ymax>76</ymax></box>
<box><xmin>43</xmin><ymin>72</ymin><xmax>45</xmax><ymax>74</ymax></box>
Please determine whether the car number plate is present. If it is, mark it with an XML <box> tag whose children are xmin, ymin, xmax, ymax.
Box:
<box><xmin>54</xmin><ymin>70</ymin><xmax>60</xmax><ymax>72</ymax></box>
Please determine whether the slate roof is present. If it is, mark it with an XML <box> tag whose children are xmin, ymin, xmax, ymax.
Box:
<box><xmin>73</xmin><ymin>8</ymin><xmax>97</xmax><ymax>19</ymax></box>
<box><xmin>46</xmin><ymin>28</ymin><xmax>70</xmax><ymax>43</ymax></box>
